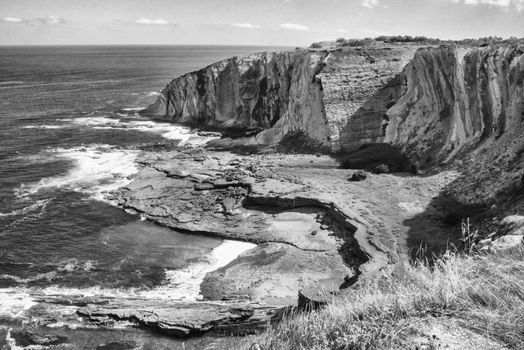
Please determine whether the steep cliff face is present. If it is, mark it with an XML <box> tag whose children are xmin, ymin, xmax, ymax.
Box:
<box><xmin>143</xmin><ymin>51</ymin><xmax>332</xmax><ymax>149</ymax></box>
<box><xmin>385</xmin><ymin>45</ymin><xmax>524</xmax><ymax>168</ymax></box>
<box><xmin>144</xmin><ymin>44</ymin><xmax>524</xmax><ymax>171</ymax></box>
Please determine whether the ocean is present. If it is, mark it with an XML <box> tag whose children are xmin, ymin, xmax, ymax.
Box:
<box><xmin>0</xmin><ymin>45</ymin><xmax>281</xmax><ymax>349</ymax></box>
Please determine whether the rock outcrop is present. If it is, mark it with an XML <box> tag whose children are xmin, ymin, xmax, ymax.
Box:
<box><xmin>111</xmin><ymin>148</ymin><xmax>367</xmax><ymax>303</ymax></box>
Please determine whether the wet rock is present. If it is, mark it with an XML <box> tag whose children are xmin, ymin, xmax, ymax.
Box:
<box><xmin>198</xmin><ymin>131</ymin><xmax>222</xmax><ymax>137</ymax></box>
<box><xmin>10</xmin><ymin>330</ymin><xmax>68</xmax><ymax>347</ymax></box>
<box><xmin>77</xmin><ymin>298</ymin><xmax>282</xmax><ymax>337</ymax></box>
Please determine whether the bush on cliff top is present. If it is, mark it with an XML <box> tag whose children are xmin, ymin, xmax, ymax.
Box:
<box><xmin>233</xmin><ymin>247</ymin><xmax>524</xmax><ymax>349</ymax></box>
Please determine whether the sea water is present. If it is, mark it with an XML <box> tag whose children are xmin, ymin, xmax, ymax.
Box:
<box><xmin>0</xmin><ymin>45</ymin><xmax>274</xmax><ymax>349</ymax></box>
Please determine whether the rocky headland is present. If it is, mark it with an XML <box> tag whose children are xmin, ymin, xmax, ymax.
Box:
<box><xmin>73</xmin><ymin>41</ymin><xmax>524</xmax><ymax>340</ymax></box>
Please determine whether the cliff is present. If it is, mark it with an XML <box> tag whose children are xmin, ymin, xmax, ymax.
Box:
<box><xmin>143</xmin><ymin>51</ymin><xmax>332</xmax><ymax>150</ymax></box>
<box><xmin>145</xmin><ymin>44</ymin><xmax>523</xmax><ymax>162</ymax></box>
<box><xmin>386</xmin><ymin>45</ymin><xmax>524</xmax><ymax>168</ymax></box>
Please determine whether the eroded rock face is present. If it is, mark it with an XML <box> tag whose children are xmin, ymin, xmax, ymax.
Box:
<box><xmin>385</xmin><ymin>45</ymin><xmax>524</xmax><ymax>167</ymax></box>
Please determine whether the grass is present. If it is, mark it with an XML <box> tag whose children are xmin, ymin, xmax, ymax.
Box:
<box><xmin>228</xmin><ymin>247</ymin><xmax>524</xmax><ymax>349</ymax></box>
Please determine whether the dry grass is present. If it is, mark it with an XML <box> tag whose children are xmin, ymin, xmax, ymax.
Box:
<box><xmin>229</xmin><ymin>247</ymin><xmax>524</xmax><ymax>349</ymax></box>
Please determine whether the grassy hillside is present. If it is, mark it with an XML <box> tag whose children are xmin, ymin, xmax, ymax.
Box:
<box><xmin>229</xmin><ymin>247</ymin><xmax>524</xmax><ymax>349</ymax></box>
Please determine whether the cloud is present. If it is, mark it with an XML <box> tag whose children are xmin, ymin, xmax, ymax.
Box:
<box><xmin>3</xmin><ymin>15</ymin><xmax>65</xmax><ymax>25</ymax></box>
<box><xmin>3</xmin><ymin>17</ymin><xmax>23</xmax><ymax>23</ymax></box>
<box><xmin>449</xmin><ymin>0</ymin><xmax>524</xmax><ymax>11</ymax></box>
<box><xmin>135</xmin><ymin>18</ymin><xmax>170</xmax><ymax>25</ymax></box>
<box><xmin>336</xmin><ymin>28</ymin><xmax>348</xmax><ymax>33</ymax></box>
<box><xmin>32</xmin><ymin>15</ymin><xmax>65</xmax><ymax>25</ymax></box>
<box><xmin>232</xmin><ymin>22</ymin><xmax>261</xmax><ymax>29</ymax></box>
<box><xmin>362</xmin><ymin>0</ymin><xmax>379</xmax><ymax>8</ymax></box>
<box><xmin>279</xmin><ymin>23</ymin><xmax>309</xmax><ymax>31</ymax></box>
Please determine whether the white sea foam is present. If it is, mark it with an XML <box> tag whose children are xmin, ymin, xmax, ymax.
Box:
<box><xmin>121</xmin><ymin>107</ymin><xmax>144</xmax><ymax>112</ymax></box>
<box><xmin>15</xmin><ymin>145</ymin><xmax>138</xmax><ymax>202</ymax></box>
<box><xmin>0</xmin><ymin>240</ymin><xmax>255</xmax><ymax>312</ymax></box>
<box><xmin>116</xmin><ymin>120</ymin><xmax>219</xmax><ymax>146</ymax></box>
<box><xmin>163</xmin><ymin>240</ymin><xmax>256</xmax><ymax>300</ymax></box>
<box><xmin>56</xmin><ymin>115</ymin><xmax>219</xmax><ymax>145</ymax></box>
<box><xmin>59</xmin><ymin>116</ymin><xmax>120</xmax><ymax>127</ymax></box>
<box><xmin>26</xmin><ymin>240</ymin><xmax>253</xmax><ymax>301</ymax></box>
<box><xmin>0</xmin><ymin>290</ymin><xmax>37</xmax><ymax>318</ymax></box>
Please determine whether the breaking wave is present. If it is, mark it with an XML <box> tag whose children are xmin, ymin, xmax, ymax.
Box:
<box><xmin>14</xmin><ymin>145</ymin><xmax>138</xmax><ymax>202</ymax></box>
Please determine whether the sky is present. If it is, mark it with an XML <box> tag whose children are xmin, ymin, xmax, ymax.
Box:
<box><xmin>1</xmin><ymin>0</ymin><xmax>523</xmax><ymax>46</ymax></box>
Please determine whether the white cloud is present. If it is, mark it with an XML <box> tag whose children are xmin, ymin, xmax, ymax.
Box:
<box><xmin>231</xmin><ymin>22</ymin><xmax>261</xmax><ymax>29</ymax></box>
<box><xmin>451</xmin><ymin>0</ymin><xmax>524</xmax><ymax>11</ymax></box>
<box><xmin>362</xmin><ymin>0</ymin><xmax>379</xmax><ymax>8</ymax></box>
<box><xmin>36</xmin><ymin>15</ymin><xmax>64</xmax><ymax>25</ymax></box>
<box><xmin>3</xmin><ymin>15</ymin><xmax>65</xmax><ymax>25</ymax></box>
<box><xmin>336</xmin><ymin>28</ymin><xmax>348</xmax><ymax>33</ymax></box>
<box><xmin>135</xmin><ymin>18</ymin><xmax>169</xmax><ymax>25</ymax></box>
<box><xmin>3</xmin><ymin>17</ymin><xmax>22</xmax><ymax>23</ymax></box>
<box><xmin>279</xmin><ymin>23</ymin><xmax>309</xmax><ymax>31</ymax></box>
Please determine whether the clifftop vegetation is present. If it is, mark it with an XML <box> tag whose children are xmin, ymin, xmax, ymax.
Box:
<box><xmin>234</xmin><ymin>247</ymin><xmax>524</xmax><ymax>349</ymax></box>
<box><xmin>309</xmin><ymin>35</ymin><xmax>524</xmax><ymax>49</ymax></box>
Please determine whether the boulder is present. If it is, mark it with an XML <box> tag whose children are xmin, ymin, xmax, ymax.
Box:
<box><xmin>349</xmin><ymin>170</ymin><xmax>368</xmax><ymax>182</ymax></box>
